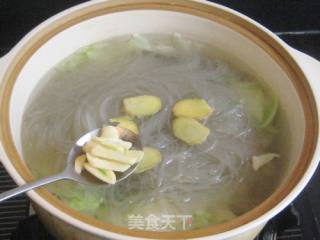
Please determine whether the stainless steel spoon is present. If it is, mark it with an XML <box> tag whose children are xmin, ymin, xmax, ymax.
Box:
<box><xmin>0</xmin><ymin>127</ymin><xmax>142</xmax><ymax>202</ymax></box>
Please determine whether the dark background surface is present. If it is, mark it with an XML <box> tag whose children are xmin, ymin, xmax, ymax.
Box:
<box><xmin>0</xmin><ymin>1</ymin><xmax>320</xmax><ymax>240</ymax></box>
<box><xmin>1</xmin><ymin>0</ymin><xmax>320</xmax><ymax>58</ymax></box>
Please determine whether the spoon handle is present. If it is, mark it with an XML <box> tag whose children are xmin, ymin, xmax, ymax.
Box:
<box><xmin>0</xmin><ymin>172</ymin><xmax>67</xmax><ymax>202</ymax></box>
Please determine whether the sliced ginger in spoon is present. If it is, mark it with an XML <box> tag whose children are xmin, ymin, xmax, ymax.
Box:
<box><xmin>93</xmin><ymin>137</ymin><xmax>132</xmax><ymax>153</ymax></box>
<box><xmin>172</xmin><ymin>98</ymin><xmax>213</xmax><ymax>120</ymax></box>
<box><xmin>83</xmin><ymin>142</ymin><xmax>138</xmax><ymax>164</ymax></box>
<box><xmin>76</xmin><ymin>124</ymin><xmax>144</xmax><ymax>184</ymax></box>
<box><xmin>110</xmin><ymin>116</ymin><xmax>139</xmax><ymax>135</ymax></box>
<box><xmin>123</xmin><ymin>95</ymin><xmax>162</xmax><ymax>118</ymax></box>
<box><xmin>83</xmin><ymin>163</ymin><xmax>116</xmax><ymax>184</ymax></box>
<box><xmin>97</xmin><ymin>125</ymin><xmax>134</xmax><ymax>151</ymax></box>
<box><xmin>86</xmin><ymin>153</ymin><xmax>131</xmax><ymax>172</ymax></box>
<box><xmin>100</xmin><ymin>126</ymin><xmax>120</xmax><ymax>139</ymax></box>
<box><xmin>74</xmin><ymin>154</ymin><xmax>86</xmax><ymax>174</ymax></box>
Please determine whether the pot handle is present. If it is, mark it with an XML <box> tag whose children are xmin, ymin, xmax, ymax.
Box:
<box><xmin>289</xmin><ymin>49</ymin><xmax>320</xmax><ymax>106</ymax></box>
<box><xmin>0</xmin><ymin>53</ymin><xmax>10</xmax><ymax>81</ymax></box>
<box><xmin>289</xmin><ymin>48</ymin><xmax>320</xmax><ymax>85</ymax></box>
<box><xmin>0</xmin><ymin>53</ymin><xmax>11</xmax><ymax>160</ymax></box>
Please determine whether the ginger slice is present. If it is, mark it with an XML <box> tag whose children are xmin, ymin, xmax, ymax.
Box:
<box><xmin>252</xmin><ymin>153</ymin><xmax>280</xmax><ymax>171</ymax></box>
<box><xmin>125</xmin><ymin>150</ymin><xmax>144</xmax><ymax>163</ymax></box>
<box><xmin>135</xmin><ymin>147</ymin><xmax>162</xmax><ymax>174</ymax></box>
<box><xmin>173</xmin><ymin>98</ymin><xmax>213</xmax><ymax>120</ymax></box>
<box><xmin>123</xmin><ymin>95</ymin><xmax>162</xmax><ymax>118</ymax></box>
<box><xmin>172</xmin><ymin>117</ymin><xmax>210</xmax><ymax>145</ymax></box>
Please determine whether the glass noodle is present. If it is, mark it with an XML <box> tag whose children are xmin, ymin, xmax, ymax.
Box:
<box><xmin>22</xmin><ymin>34</ymin><xmax>284</xmax><ymax>230</ymax></box>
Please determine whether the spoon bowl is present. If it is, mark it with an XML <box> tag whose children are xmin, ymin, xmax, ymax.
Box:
<box><xmin>0</xmin><ymin>127</ymin><xmax>142</xmax><ymax>202</ymax></box>
<box><xmin>65</xmin><ymin>127</ymin><xmax>143</xmax><ymax>185</ymax></box>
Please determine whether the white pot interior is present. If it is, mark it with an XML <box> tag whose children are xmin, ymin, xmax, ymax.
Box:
<box><xmin>11</xmin><ymin>10</ymin><xmax>304</xmax><ymax>184</ymax></box>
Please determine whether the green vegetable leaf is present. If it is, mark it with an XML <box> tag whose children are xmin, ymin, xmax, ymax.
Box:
<box><xmin>260</xmin><ymin>94</ymin><xmax>278</xmax><ymax>128</ymax></box>
<box><xmin>233</xmin><ymin>80</ymin><xmax>278</xmax><ymax>129</ymax></box>
<box><xmin>51</xmin><ymin>182</ymin><xmax>104</xmax><ymax>213</ymax></box>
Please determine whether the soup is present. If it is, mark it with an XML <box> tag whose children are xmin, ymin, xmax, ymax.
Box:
<box><xmin>22</xmin><ymin>34</ymin><xmax>286</xmax><ymax>231</ymax></box>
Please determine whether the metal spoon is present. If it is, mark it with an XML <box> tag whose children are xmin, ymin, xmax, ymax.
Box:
<box><xmin>0</xmin><ymin>127</ymin><xmax>142</xmax><ymax>202</ymax></box>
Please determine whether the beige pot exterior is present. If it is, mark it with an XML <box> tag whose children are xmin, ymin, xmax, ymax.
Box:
<box><xmin>33</xmin><ymin>202</ymin><xmax>265</xmax><ymax>240</ymax></box>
